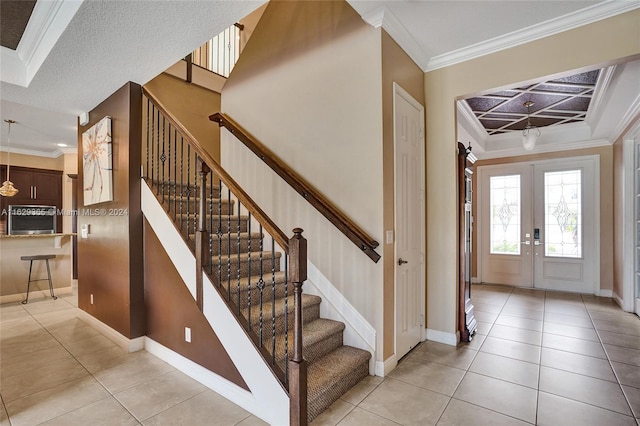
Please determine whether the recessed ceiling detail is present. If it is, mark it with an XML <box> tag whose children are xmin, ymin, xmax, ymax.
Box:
<box><xmin>0</xmin><ymin>0</ymin><xmax>37</xmax><ymax>50</ymax></box>
<box><xmin>464</xmin><ymin>70</ymin><xmax>600</xmax><ymax>135</ymax></box>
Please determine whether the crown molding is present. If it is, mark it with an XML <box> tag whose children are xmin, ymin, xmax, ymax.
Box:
<box><xmin>586</xmin><ymin>65</ymin><xmax>617</xmax><ymax>128</ymax></box>
<box><xmin>426</xmin><ymin>1</ymin><xmax>640</xmax><ymax>72</ymax></box>
<box><xmin>361</xmin><ymin>5</ymin><xmax>430</xmax><ymax>71</ymax></box>
<box><xmin>456</xmin><ymin>100</ymin><xmax>488</xmax><ymax>145</ymax></box>
<box><xmin>0</xmin><ymin>146</ymin><xmax>67</xmax><ymax>159</ymax></box>
<box><xmin>477</xmin><ymin>137</ymin><xmax>611</xmax><ymax>161</ymax></box>
<box><xmin>0</xmin><ymin>0</ymin><xmax>83</xmax><ymax>87</ymax></box>
<box><xmin>612</xmin><ymin>91</ymin><xmax>640</xmax><ymax>143</ymax></box>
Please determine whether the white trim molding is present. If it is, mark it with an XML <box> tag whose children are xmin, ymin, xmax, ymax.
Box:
<box><xmin>77</xmin><ymin>309</ymin><xmax>145</xmax><ymax>353</ymax></box>
<box><xmin>426</xmin><ymin>329</ymin><xmax>459</xmax><ymax>346</ymax></box>
<box><xmin>375</xmin><ymin>354</ymin><xmax>397</xmax><ymax>377</ymax></box>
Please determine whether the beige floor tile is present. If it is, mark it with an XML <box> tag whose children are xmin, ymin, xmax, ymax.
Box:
<box><xmin>473</xmin><ymin>302</ymin><xmax>503</xmax><ymax>314</ymax></box>
<box><xmin>622</xmin><ymin>385</ymin><xmax>640</xmax><ymax>419</ymax></box>
<box><xmin>358</xmin><ymin>378</ymin><xmax>449</xmax><ymax>425</ymax></box>
<box><xmin>582</xmin><ymin>295</ymin><xmax>622</xmax><ymax>313</ymax></box>
<box><xmin>540</xmin><ymin>347</ymin><xmax>616</xmax><ymax>382</ymax></box>
<box><xmin>475</xmin><ymin>320</ymin><xmax>493</xmax><ymax>336</ymax></box>
<box><xmin>1</xmin><ymin>345</ymin><xmax>73</xmax><ymax>379</ymax></box>
<box><xmin>593</xmin><ymin>319</ymin><xmax>640</xmax><ymax>337</ymax></box>
<box><xmin>543</xmin><ymin>321</ymin><xmax>599</xmax><ymax>341</ymax></box>
<box><xmin>512</xmin><ymin>287</ymin><xmax>545</xmax><ymax>298</ymax></box>
<box><xmin>545</xmin><ymin>292</ymin><xmax>583</xmax><ymax>302</ymax></box>
<box><xmin>489</xmin><ymin>324</ymin><xmax>542</xmax><ymax>346</ymax></box>
<box><xmin>480</xmin><ymin>336</ymin><xmax>541</xmax><ymax>364</ymax></box>
<box><xmin>604</xmin><ymin>344</ymin><xmax>640</xmax><ymax>367</ymax></box>
<box><xmin>60</xmin><ymin>333</ymin><xmax>118</xmax><ymax>357</ymax></box>
<box><xmin>437</xmin><ymin>398</ymin><xmax>530</xmax><ymax>426</ymax></box>
<box><xmin>543</xmin><ymin>303</ymin><xmax>589</xmax><ymax>318</ymax></box>
<box><xmin>39</xmin><ymin>397</ymin><xmax>139</xmax><ymax>426</ymax></box>
<box><xmin>0</xmin><ymin>402</ymin><xmax>8</xmax><ymax>426</ymax></box>
<box><xmin>590</xmin><ymin>310</ymin><xmax>640</xmax><ymax>326</ymax></box>
<box><xmin>537</xmin><ymin>391</ymin><xmax>636</xmax><ymax>426</ymax></box>
<box><xmin>612</xmin><ymin>361</ymin><xmax>640</xmax><ymax>389</ymax></box>
<box><xmin>600</xmin><ymin>330</ymin><xmax>640</xmax><ymax>350</ymax></box>
<box><xmin>462</xmin><ymin>332</ymin><xmax>486</xmax><ymax>350</ymax></box>
<box><xmin>495</xmin><ymin>314</ymin><xmax>543</xmax><ymax>332</ymax></box>
<box><xmin>539</xmin><ymin>366</ymin><xmax>632</xmax><ymax>415</ymax></box>
<box><xmin>390</xmin><ymin>356</ymin><xmax>465</xmax><ymax>396</ymax></box>
<box><xmin>543</xmin><ymin>311</ymin><xmax>594</xmax><ymax>328</ymax></box>
<box><xmin>310</xmin><ymin>399</ymin><xmax>355</xmax><ymax>426</ymax></box>
<box><xmin>49</xmin><ymin>321</ymin><xmax>101</xmax><ymax>343</ymax></box>
<box><xmin>452</xmin><ymin>372</ymin><xmax>537</xmax><ymax>423</ymax></box>
<box><xmin>142</xmin><ymin>389</ymin><xmax>252</xmax><ymax>426</ymax></box>
<box><xmin>4</xmin><ymin>376</ymin><xmax>109</xmax><ymax>426</ymax></box>
<box><xmin>500</xmin><ymin>306</ymin><xmax>545</xmax><ymax>321</ymax></box>
<box><xmin>0</xmin><ymin>305</ymin><xmax>30</xmax><ymax>322</ymax></box>
<box><xmin>542</xmin><ymin>333</ymin><xmax>606</xmax><ymax>358</ymax></box>
<box><xmin>115</xmin><ymin>370</ymin><xmax>207</xmax><ymax>421</ymax></box>
<box><xmin>235</xmin><ymin>415</ymin><xmax>270</xmax><ymax>426</ymax></box>
<box><xmin>469</xmin><ymin>351</ymin><xmax>539</xmax><ymax>388</ymax></box>
<box><xmin>75</xmin><ymin>345</ymin><xmax>130</xmax><ymax>373</ymax></box>
<box><xmin>1</xmin><ymin>357</ymin><xmax>88</xmax><ymax>402</ymax></box>
<box><xmin>0</xmin><ymin>328</ymin><xmax>59</xmax><ymax>359</ymax></box>
<box><xmin>503</xmin><ymin>299</ymin><xmax>544</xmax><ymax>312</ymax></box>
<box><xmin>474</xmin><ymin>310</ymin><xmax>499</xmax><ymax>323</ymax></box>
<box><xmin>336</xmin><ymin>407</ymin><xmax>400</xmax><ymax>426</ymax></box>
<box><xmin>31</xmin><ymin>308</ymin><xmax>83</xmax><ymax>329</ymax></box>
<box><xmin>94</xmin><ymin>352</ymin><xmax>175</xmax><ymax>394</ymax></box>
<box><xmin>21</xmin><ymin>298</ymin><xmax>75</xmax><ymax>316</ymax></box>
<box><xmin>0</xmin><ymin>316</ymin><xmax>42</xmax><ymax>338</ymax></box>
<box><xmin>339</xmin><ymin>375</ymin><xmax>383</xmax><ymax>405</ymax></box>
<box><xmin>412</xmin><ymin>343</ymin><xmax>478</xmax><ymax>370</ymax></box>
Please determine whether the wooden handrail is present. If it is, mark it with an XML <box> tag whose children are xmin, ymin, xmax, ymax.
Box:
<box><xmin>142</xmin><ymin>87</ymin><xmax>289</xmax><ymax>252</ymax></box>
<box><xmin>210</xmin><ymin>112</ymin><xmax>381</xmax><ymax>263</ymax></box>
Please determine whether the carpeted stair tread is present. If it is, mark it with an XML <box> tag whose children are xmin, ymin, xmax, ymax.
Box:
<box><xmin>269</xmin><ymin>318</ymin><xmax>345</xmax><ymax>364</ymax></box>
<box><xmin>242</xmin><ymin>294</ymin><xmax>321</xmax><ymax>327</ymax></box>
<box><xmin>307</xmin><ymin>345</ymin><xmax>371</xmax><ymax>420</ymax></box>
<box><xmin>213</xmin><ymin>250</ymin><xmax>281</xmax><ymax>264</ymax></box>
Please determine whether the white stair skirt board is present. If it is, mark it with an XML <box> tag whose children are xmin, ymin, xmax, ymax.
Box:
<box><xmin>375</xmin><ymin>354</ymin><xmax>397</xmax><ymax>377</ymax></box>
<box><xmin>141</xmin><ymin>182</ymin><xmax>289</xmax><ymax>425</ymax></box>
<box><xmin>77</xmin><ymin>310</ymin><xmax>145</xmax><ymax>353</ymax></box>
<box><xmin>426</xmin><ymin>328</ymin><xmax>459</xmax><ymax>346</ymax></box>
<box><xmin>596</xmin><ymin>289</ymin><xmax>613</xmax><ymax>298</ymax></box>
<box><xmin>305</xmin><ymin>261</ymin><xmax>377</xmax><ymax>375</ymax></box>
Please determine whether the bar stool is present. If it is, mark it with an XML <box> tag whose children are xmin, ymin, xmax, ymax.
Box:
<box><xmin>20</xmin><ymin>254</ymin><xmax>57</xmax><ymax>304</ymax></box>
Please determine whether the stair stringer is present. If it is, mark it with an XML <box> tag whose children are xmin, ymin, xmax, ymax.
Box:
<box><xmin>304</xmin><ymin>262</ymin><xmax>377</xmax><ymax>375</ymax></box>
<box><xmin>141</xmin><ymin>182</ymin><xmax>289</xmax><ymax>425</ymax></box>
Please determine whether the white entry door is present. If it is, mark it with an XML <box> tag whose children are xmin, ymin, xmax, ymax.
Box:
<box><xmin>635</xmin><ymin>140</ymin><xmax>640</xmax><ymax>315</ymax></box>
<box><xmin>479</xmin><ymin>157</ymin><xmax>599</xmax><ymax>293</ymax></box>
<box><xmin>394</xmin><ymin>83</ymin><xmax>424</xmax><ymax>360</ymax></box>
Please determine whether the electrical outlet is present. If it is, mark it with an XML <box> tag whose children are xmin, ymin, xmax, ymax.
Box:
<box><xmin>90</xmin><ymin>294</ymin><xmax>94</xmax><ymax>304</ymax></box>
<box><xmin>185</xmin><ymin>327</ymin><xmax>191</xmax><ymax>343</ymax></box>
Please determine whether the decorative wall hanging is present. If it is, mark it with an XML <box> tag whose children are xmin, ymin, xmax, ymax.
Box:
<box><xmin>82</xmin><ymin>116</ymin><xmax>113</xmax><ymax>205</ymax></box>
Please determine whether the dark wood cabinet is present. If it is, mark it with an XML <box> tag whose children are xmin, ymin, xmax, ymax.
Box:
<box><xmin>0</xmin><ymin>165</ymin><xmax>63</xmax><ymax>233</ymax></box>
<box><xmin>458</xmin><ymin>142</ymin><xmax>477</xmax><ymax>342</ymax></box>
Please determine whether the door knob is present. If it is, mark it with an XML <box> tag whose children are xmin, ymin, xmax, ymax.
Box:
<box><xmin>521</xmin><ymin>240</ymin><xmax>530</xmax><ymax>245</ymax></box>
<box><xmin>398</xmin><ymin>258</ymin><xmax>408</xmax><ymax>265</ymax></box>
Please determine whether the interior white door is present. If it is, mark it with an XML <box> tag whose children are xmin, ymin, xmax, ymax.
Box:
<box><xmin>479</xmin><ymin>157</ymin><xmax>599</xmax><ymax>293</ymax></box>
<box><xmin>479</xmin><ymin>164</ymin><xmax>533</xmax><ymax>287</ymax></box>
<box><xmin>532</xmin><ymin>159</ymin><xmax>597</xmax><ymax>293</ymax></box>
<box><xmin>394</xmin><ymin>83</ymin><xmax>424</xmax><ymax>360</ymax></box>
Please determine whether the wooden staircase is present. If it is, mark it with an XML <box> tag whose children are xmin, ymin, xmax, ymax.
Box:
<box><xmin>160</xmin><ymin>184</ymin><xmax>371</xmax><ymax>421</ymax></box>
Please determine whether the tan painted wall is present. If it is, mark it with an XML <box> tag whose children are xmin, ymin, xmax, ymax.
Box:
<box><xmin>381</xmin><ymin>31</ymin><xmax>425</xmax><ymax>359</ymax></box>
<box><xmin>0</xmin><ymin>152</ymin><xmax>64</xmax><ymax>170</ymax></box>
<box><xmin>473</xmin><ymin>146</ymin><xmax>614</xmax><ymax>292</ymax></box>
<box><xmin>144</xmin><ymin>73</ymin><xmax>222</xmax><ymax>162</ymax></box>
<box><xmin>222</xmin><ymin>1</ymin><xmax>386</xmax><ymax>360</ymax></box>
<box><xmin>62</xmin><ymin>153</ymin><xmax>78</xmax><ymax>234</ymax></box>
<box><xmin>613</xmin><ymin>139</ymin><xmax>624</xmax><ymax>299</ymax></box>
<box><xmin>425</xmin><ymin>9</ymin><xmax>640</xmax><ymax>336</ymax></box>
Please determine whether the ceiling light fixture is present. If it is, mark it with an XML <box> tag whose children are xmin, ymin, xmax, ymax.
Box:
<box><xmin>522</xmin><ymin>100</ymin><xmax>540</xmax><ymax>151</ymax></box>
<box><xmin>0</xmin><ymin>119</ymin><xmax>19</xmax><ymax>197</ymax></box>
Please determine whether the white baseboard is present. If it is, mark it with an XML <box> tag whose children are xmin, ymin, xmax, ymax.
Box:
<box><xmin>77</xmin><ymin>309</ymin><xmax>145</xmax><ymax>352</ymax></box>
<box><xmin>596</xmin><ymin>289</ymin><xmax>613</xmax><ymax>298</ymax></box>
<box><xmin>613</xmin><ymin>291</ymin><xmax>624</xmax><ymax>309</ymax></box>
<box><xmin>375</xmin><ymin>354</ymin><xmax>397</xmax><ymax>377</ymax></box>
<box><xmin>0</xmin><ymin>286</ymin><xmax>73</xmax><ymax>305</ymax></box>
<box><xmin>426</xmin><ymin>328</ymin><xmax>458</xmax><ymax>346</ymax></box>
<box><xmin>472</xmin><ymin>277</ymin><xmax>481</xmax><ymax>284</ymax></box>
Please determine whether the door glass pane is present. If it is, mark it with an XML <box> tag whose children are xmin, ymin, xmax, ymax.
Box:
<box><xmin>544</xmin><ymin>170</ymin><xmax>581</xmax><ymax>258</ymax></box>
<box><xmin>490</xmin><ymin>175</ymin><xmax>520</xmax><ymax>255</ymax></box>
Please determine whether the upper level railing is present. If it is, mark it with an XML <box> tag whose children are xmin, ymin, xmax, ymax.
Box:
<box><xmin>188</xmin><ymin>23</ymin><xmax>243</xmax><ymax>78</ymax></box>
<box><xmin>210</xmin><ymin>112</ymin><xmax>382</xmax><ymax>263</ymax></box>
<box><xmin>142</xmin><ymin>87</ymin><xmax>309</xmax><ymax>425</ymax></box>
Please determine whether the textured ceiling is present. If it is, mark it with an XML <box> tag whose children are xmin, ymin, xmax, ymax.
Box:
<box><xmin>465</xmin><ymin>70</ymin><xmax>600</xmax><ymax>135</ymax></box>
<box><xmin>0</xmin><ymin>0</ymin><xmax>36</xmax><ymax>50</ymax></box>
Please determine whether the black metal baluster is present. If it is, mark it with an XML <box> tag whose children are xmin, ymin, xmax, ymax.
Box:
<box><xmin>208</xmin><ymin>172</ymin><xmax>214</xmax><ymax>275</ymax></box>
<box><xmin>150</xmin><ymin>106</ymin><xmax>155</xmax><ymax>187</ymax></box>
<box><xmin>246</xmin><ymin>214</ymin><xmax>251</xmax><ymax>320</ymax></box>
<box><xmin>161</xmin><ymin>116</ymin><xmax>166</xmax><ymax>202</ymax></box>
<box><xmin>271</xmin><ymin>236</ymin><xmax>277</xmax><ymax>365</ymax></box>
<box><xmin>236</xmin><ymin>200</ymin><xmax>242</xmax><ymax>313</ymax></box>
<box><xmin>193</xmin><ymin>151</ymin><xmax>198</xmax><ymax>243</ymax></box>
<box><xmin>145</xmin><ymin>98</ymin><xmax>150</xmax><ymax>179</ymax></box>
<box><xmin>179</xmin><ymin>137</ymin><xmax>184</xmax><ymax>234</ymax></box>
<box><xmin>217</xmin><ymin>180</ymin><xmax>223</xmax><ymax>289</ymax></box>
<box><xmin>166</xmin><ymin>121</ymin><xmax>171</xmax><ymax>211</ymax></box>
<box><xmin>283</xmin><ymin>253</ymin><xmax>289</xmax><ymax>384</ymax></box>
<box><xmin>226</xmin><ymin>188</ymin><xmax>232</xmax><ymax>300</ymax></box>
<box><xmin>155</xmin><ymin>109</ymin><xmax>160</xmax><ymax>191</ymax></box>
<box><xmin>258</xmin><ymin>225</ymin><xmax>265</xmax><ymax>346</ymax></box>
<box><xmin>186</xmin><ymin>145</ymin><xmax>191</xmax><ymax>241</ymax></box>
<box><xmin>173</xmin><ymin>129</ymin><xmax>178</xmax><ymax>218</ymax></box>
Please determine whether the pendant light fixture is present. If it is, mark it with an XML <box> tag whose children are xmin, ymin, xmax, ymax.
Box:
<box><xmin>522</xmin><ymin>101</ymin><xmax>540</xmax><ymax>151</ymax></box>
<box><xmin>0</xmin><ymin>119</ymin><xmax>19</xmax><ymax>197</ymax></box>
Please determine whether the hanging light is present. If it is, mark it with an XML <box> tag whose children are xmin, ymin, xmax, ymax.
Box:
<box><xmin>0</xmin><ymin>119</ymin><xmax>19</xmax><ymax>197</ymax></box>
<box><xmin>522</xmin><ymin>100</ymin><xmax>540</xmax><ymax>151</ymax></box>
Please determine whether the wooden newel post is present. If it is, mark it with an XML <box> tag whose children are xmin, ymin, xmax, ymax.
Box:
<box><xmin>288</xmin><ymin>228</ymin><xmax>307</xmax><ymax>426</ymax></box>
<box><xmin>195</xmin><ymin>159</ymin><xmax>210</xmax><ymax>311</ymax></box>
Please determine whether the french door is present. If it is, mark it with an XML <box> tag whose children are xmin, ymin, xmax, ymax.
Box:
<box><xmin>479</xmin><ymin>157</ymin><xmax>599</xmax><ymax>293</ymax></box>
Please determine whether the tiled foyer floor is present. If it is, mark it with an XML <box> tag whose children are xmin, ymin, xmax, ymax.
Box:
<box><xmin>2</xmin><ymin>284</ymin><xmax>640</xmax><ymax>425</ymax></box>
